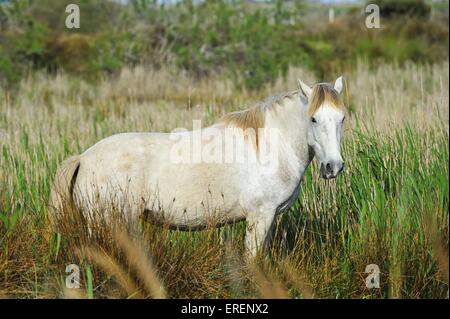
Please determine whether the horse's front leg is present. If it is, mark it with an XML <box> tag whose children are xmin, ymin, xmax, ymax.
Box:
<box><xmin>245</xmin><ymin>213</ymin><xmax>275</xmax><ymax>257</ymax></box>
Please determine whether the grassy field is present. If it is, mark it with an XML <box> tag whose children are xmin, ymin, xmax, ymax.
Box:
<box><xmin>0</xmin><ymin>62</ymin><xmax>448</xmax><ymax>298</ymax></box>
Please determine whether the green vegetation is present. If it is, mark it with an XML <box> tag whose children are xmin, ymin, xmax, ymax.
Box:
<box><xmin>0</xmin><ymin>0</ymin><xmax>448</xmax><ymax>89</ymax></box>
<box><xmin>0</xmin><ymin>0</ymin><xmax>448</xmax><ymax>299</ymax></box>
<box><xmin>0</xmin><ymin>61</ymin><xmax>448</xmax><ymax>298</ymax></box>
<box><xmin>371</xmin><ymin>0</ymin><xmax>431</xmax><ymax>18</ymax></box>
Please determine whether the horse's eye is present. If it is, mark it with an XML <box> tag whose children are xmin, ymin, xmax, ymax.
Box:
<box><xmin>342</xmin><ymin>116</ymin><xmax>345</xmax><ymax>123</ymax></box>
<box><xmin>311</xmin><ymin>117</ymin><xmax>317</xmax><ymax>123</ymax></box>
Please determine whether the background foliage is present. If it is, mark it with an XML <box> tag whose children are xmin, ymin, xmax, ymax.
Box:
<box><xmin>0</xmin><ymin>0</ymin><xmax>448</xmax><ymax>89</ymax></box>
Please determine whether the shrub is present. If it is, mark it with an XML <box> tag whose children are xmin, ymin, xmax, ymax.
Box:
<box><xmin>369</xmin><ymin>0</ymin><xmax>431</xmax><ymax>19</ymax></box>
<box><xmin>0</xmin><ymin>0</ymin><xmax>448</xmax><ymax>89</ymax></box>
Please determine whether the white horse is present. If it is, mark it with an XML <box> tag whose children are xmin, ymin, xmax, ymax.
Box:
<box><xmin>49</xmin><ymin>77</ymin><xmax>346</xmax><ymax>256</ymax></box>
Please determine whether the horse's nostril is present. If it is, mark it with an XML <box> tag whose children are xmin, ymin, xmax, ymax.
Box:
<box><xmin>326</xmin><ymin>162</ymin><xmax>332</xmax><ymax>173</ymax></box>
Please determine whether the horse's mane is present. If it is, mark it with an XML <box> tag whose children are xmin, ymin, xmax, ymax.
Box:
<box><xmin>218</xmin><ymin>83</ymin><xmax>344</xmax><ymax>151</ymax></box>
<box><xmin>219</xmin><ymin>91</ymin><xmax>298</xmax><ymax>131</ymax></box>
<box><xmin>308</xmin><ymin>83</ymin><xmax>345</xmax><ymax>116</ymax></box>
<box><xmin>219</xmin><ymin>91</ymin><xmax>299</xmax><ymax>151</ymax></box>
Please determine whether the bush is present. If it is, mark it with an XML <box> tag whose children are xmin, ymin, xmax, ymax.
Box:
<box><xmin>369</xmin><ymin>0</ymin><xmax>431</xmax><ymax>19</ymax></box>
<box><xmin>0</xmin><ymin>0</ymin><xmax>448</xmax><ymax>89</ymax></box>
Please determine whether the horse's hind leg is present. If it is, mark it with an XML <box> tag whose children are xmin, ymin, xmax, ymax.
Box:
<box><xmin>245</xmin><ymin>213</ymin><xmax>275</xmax><ymax>257</ymax></box>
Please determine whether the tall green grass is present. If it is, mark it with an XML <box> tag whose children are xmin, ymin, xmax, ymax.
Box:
<box><xmin>273</xmin><ymin>125</ymin><xmax>449</xmax><ymax>298</ymax></box>
<box><xmin>1</xmin><ymin>122</ymin><xmax>447</xmax><ymax>298</ymax></box>
<box><xmin>0</xmin><ymin>63</ymin><xmax>448</xmax><ymax>298</ymax></box>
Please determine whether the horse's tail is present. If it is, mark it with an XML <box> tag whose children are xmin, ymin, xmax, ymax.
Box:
<box><xmin>48</xmin><ymin>155</ymin><xmax>81</xmax><ymax>227</ymax></box>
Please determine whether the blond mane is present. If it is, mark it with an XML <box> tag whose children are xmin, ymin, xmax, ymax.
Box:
<box><xmin>308</xmin><ymin>83</ymin><xmax>345</xmax><ymax>116</ymax></box>
<box><xmin>218</xmin><ymin>83</ymin><xmax>344</xmax><ymax>151</ymax></box>
<box><xmin>219</xmin><ymin>91</ymin><xmax>297</xmax><ymax>151</ymax></box>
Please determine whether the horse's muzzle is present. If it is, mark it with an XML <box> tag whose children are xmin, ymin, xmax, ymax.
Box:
<box><xmin>320</xmin><ymin>160</ymin><xmax>345</xmax><ymax>179</ymax></box>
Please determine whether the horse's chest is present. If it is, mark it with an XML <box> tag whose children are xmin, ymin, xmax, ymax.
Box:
<box><xmin>244</xmin><ymin>163</ymin><xmax>304</xmax><ymax>214</ymax></box>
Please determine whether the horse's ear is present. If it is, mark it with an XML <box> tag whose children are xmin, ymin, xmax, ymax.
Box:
<box><xmin>334</xmin><ymin>76</ymin><xmax>344</xmax><ymax>94</ymax></box>
<box><xmin>297</xmin><ymin>79</ymin><xmax>312</xmax><ymax>99</ymax></box>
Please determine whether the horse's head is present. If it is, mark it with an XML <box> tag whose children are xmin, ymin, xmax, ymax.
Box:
<box><xmin>298</xmin><ymin>77</ymin><xmax>346</xmax><ymax>179</ymax></box>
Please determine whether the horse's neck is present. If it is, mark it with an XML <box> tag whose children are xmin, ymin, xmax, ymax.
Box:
<box><xmin>265</xmin><ymin>95</ymin><xmax>313</xmax><ymax>175</ymax></box>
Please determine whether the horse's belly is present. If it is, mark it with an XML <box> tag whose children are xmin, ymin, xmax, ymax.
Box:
<box><xmin>142</xmin><ymin>167</ymin><xmax>244</xmax><ymax>228</ymax></box>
